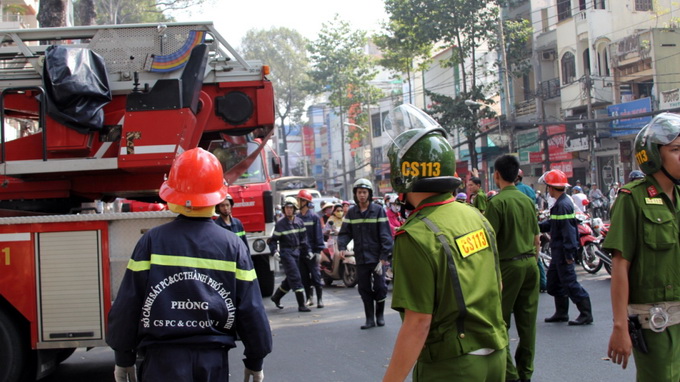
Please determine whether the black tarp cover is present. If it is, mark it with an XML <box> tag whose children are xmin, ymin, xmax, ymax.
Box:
<box><xmin>43</xmin><ymin>45</ymin><xmax>112</xmax><ymax>133</ymax></box>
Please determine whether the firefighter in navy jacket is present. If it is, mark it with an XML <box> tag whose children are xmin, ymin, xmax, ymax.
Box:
<box><xmin>268</xmin><ymin>196</ymin><xmax>312</xmax><ymax>312</ymax></box>
<box><xmin>215</xmin><ymin>193</ymin><xmax>249</xmax><ymax>253</ymax></box>
<box><xmin>338</xmin><ymin>178</ymin><xmax>393</xmax><ymax>329</ymax></box>
<box><xmin>106</xmin><ymin>148</ymin><xmax>272</xmax><ymax>382</ymax></box>
<box><xmin>538</xmin><ymin>169</ymin><xmax>593</xmax><ymax>326</ymax></box>
<box><xmin>296</xmin><ymin>189</ymin><xmax>326</xmax><ymax>308</ymax></box>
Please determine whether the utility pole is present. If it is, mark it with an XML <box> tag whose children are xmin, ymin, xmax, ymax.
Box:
<box><xmin>584</xmin><ymin>74</ymin><xmax>595</xmax><ymax>185</ymax></box>
<box><xmin>498</xmin><ymin>8</ymin><xmax>514</xmax><ymax>153</ymax></box>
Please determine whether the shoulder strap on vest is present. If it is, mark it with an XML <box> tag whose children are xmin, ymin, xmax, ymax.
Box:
<box><xmin>419</xmin><ymin>216</ymin><xmax>467</xmax><ymax>337</ymax></box>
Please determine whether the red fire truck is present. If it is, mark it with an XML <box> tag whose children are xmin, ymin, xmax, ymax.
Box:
<box><xmin>0</xmin><ymin>22</ymin><xmax>275</xmax><ymax>381</ymax></box>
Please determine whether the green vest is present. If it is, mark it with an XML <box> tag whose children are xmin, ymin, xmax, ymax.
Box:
<box><xmin>392</xmin><ymin>193</ymin><xmax>508</xmax><ymax>362</ymax></box>
<box><xmin>602</xmin><ymin>176</ymin><xmax>680</xmax><ymax>304</ymax></box>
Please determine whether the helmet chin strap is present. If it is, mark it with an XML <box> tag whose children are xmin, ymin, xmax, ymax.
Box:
<box><xmin>661</xmin><ymin>167</ymin><xmax>680</xmax><ymax>185</ymax></box>
<box><xmin>398</xmin><ymin>193</ymin><xmax>414</xmax><ymax>219</ymax></box>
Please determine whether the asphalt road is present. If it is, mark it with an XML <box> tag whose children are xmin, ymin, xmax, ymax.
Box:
<box><xmin>42</xmin><ymin>268</ymin><xmax>636</xmax><ymax>381</ymax></box>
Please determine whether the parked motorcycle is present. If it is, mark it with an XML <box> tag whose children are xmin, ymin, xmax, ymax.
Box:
<box><xmin>591</xmin><ymin>217</ymin><xmax>612</xmax><ymax>275</ymax></box>
<box><xmin>538</xmin><ymin>210</ymin><xmax>551</xmax><ymax>269</ymax></box>
<box><xmin>576</xmin><ymin>213</ymin><xmax>603</xmax><ymax>274</ymax></box>
<box><xmin>320</xmin><ymin>225</ymin><xmax>358</xmax><ymax>287</ymax></box>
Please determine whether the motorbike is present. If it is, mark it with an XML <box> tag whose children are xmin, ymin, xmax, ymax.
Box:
<box><xmin>591</xmin><ymin>217</ymin><xmax>612</xmax><ymax>274</ymax></box>
<box><xmin>590</xmin><ymin>197</ymin><xmax>607</xmax><ymax>220</ymax></box>
<box><xmin>538</xmin><ymin>210</ymin><xmax>552</xmax><ymax>269</ymax></box>
<box><xmin>576</xmin><ymin>213</ymin><xmax>603</xmax><ymax>274</ymax></box>
<box><xmin>320</xmin><ymin>224</ymin><xmax>358</xmax><ymax>288</ymax></box>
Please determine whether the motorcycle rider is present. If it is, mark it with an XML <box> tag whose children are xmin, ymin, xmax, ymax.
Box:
<box><xmin>107</xmin><ymin>148</ymin><xmax>271</xmax><ymax>382</ymax></box>
<box><xmin>629</xmin><ymin>170</ymin><xmax>645</xmax><ymax>181</ymax></box>
<box><xmin>386</xmin><ymin>194</ymin><xmax>404</xmax><ymax>237</ymax></box>
<box><xmin>604</xmin><ymin>113</ymin><xmax>680</xmax><ymax>380</ymax></box>
<box><xmin>269</xmin><ymin>197</ymin><xmax>312</xmax><ymax>312</ymax></box>
<box><xmin>571</xmin><ymin>186</ymin><xmax>589</xmax><ymax>214</ymax></box>
<box><xmin>338</xmin><ymin>178</ymin><xmax>392</xmax><ymax>329</ymax></box>
<box><xmin>539</xmin><ymin>169</ymin><xmax>593</xmax><ymax>326</ymax></box>
<box><xmin>382</xmin><ymin>106</ymin><xmax>507</xmax><ymax>381</ymax></box>
<box><xmin>215</xmin><ymin>193</ymin><xmax>249</xmax><ymax>251</ymax></box>
<box><xmin>588</xmin><ymin>183</ymin><xmax>605</xmax><ymax>218</ymax></box>
<box><xmin>297</xmin><ymin>189</ymin><xmax>325</xmax><ymax>308</ymax></box>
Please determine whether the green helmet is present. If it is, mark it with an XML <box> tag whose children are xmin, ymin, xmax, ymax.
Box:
<box><xmin>384</xmin><ymin>104</ymin><xmax>460</xmax><ymax>193</ymax></box>
<box><xmin>634</xmin><ymin>113</ymin><xmax>680</xmax><ymax>175</ymax></box>
<box><xmin>352</xmin><ymin>178</ymin><xmax>373</xmax><ymax>204</ymax></box>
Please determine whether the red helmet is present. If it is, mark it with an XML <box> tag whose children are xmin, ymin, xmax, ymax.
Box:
<box><xmin>159</xmin><ymin>148</ymin><xmax>229</xmax><ymax>207</ymax></box>
<box><xmin>539</xmin><ymin>169</ymin><xmax>570</xmax><ymax>188</ymax></box>
<box><xmin>297</xmin><ymin>189</ymin><xmax>313</xmax><ymax>202</ymax></box>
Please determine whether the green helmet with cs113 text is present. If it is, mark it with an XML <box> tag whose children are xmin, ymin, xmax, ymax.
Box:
<box><xmin>386</xmin><ymin>105</ymin><xmax>460</xmax><ymax>193</ymax></box>
<box><xmin>634</xmin><ymin>113</ymin><xmax>680</xmax><ymax>175</ymax></box>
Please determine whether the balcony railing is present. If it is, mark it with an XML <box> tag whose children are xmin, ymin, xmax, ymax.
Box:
<box><xmin>539</xmin><ymin>78</ymin><xmax>561</xmax><ymax>100</ymax></box>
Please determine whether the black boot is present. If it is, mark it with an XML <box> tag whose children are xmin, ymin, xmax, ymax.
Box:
<box><xmin>315</xmin><ymin>286</ymin><xmax>324</xmax><ymax>309</ymax></box>
<box><xmin>544</xmin><ymin>296</ymin><xmax>570</xmax><ymax>323</ymax></box>
<box><xmin>295</xmin><ymin>291</ymin><xmax>311</xmax><ymax>312</ymax></box>
<box><xmin>361</xmin><ymin>300</ymin><xmax>376</xmax><ymax>329</ymax></box>
<box><xmin>270</xmin><ymin>288</ymin><xmax>286</xmax><ymax>309</ymax></box>
<box><xmin>569</xmin><ymin>297</ymin><xmax>593</xmax><ymax>325</ymax></box>
<box><xmin>306</xmin><ymin>287</ymin><xmax>314</xmax><ymax>306</ymax></box>
<box><xmin>375</xmin><ymin>301</ymin><xmax>385</xmax><ymax>327</ymax></box>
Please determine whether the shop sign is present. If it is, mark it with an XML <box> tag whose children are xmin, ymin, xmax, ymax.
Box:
<box><xmin>607</xmin><ymin>97</ymin><xmax>652</xmax><ymax>137</ymax></box>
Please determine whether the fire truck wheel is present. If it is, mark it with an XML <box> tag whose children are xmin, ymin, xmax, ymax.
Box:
<box><xmin>0</xmin><ymin>309</ymin><xmax>31</xmax><ymax>382</ymax></box>
<box><xmin>253</xmin><ymin>255</ymin><xmax>274</xmax><ymax>297</ymax></box>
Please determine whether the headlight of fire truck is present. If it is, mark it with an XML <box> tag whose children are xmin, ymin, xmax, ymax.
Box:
<box><xmin>253</xmin><ymin>239</ymin><xmax>266</xmax><ymax>253</ymax></box>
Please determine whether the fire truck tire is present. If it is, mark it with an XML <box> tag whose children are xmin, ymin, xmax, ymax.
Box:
<box><xmin>252</xmin><ymin>255</ymin><xmax>274</xmax><ymax>297</ymax></box>
<box><xmin>0</xmin><ymin>309</ymin><xmax>31</xmax><ymax>382</ymax></box>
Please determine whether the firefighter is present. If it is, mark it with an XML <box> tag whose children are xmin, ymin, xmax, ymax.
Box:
<box><xmin>338</xmin><ymin>178</ymin><xmax>393</xmax><ymax>329</ymax></box>
<box><xmin>297</xmin><ymin>189</ymin><xmax>326</xmax><ymax>308</ymax></box>
<box><xmin>382</xmin><ymin>122</ymin><xmax>507</xmax><ymax>381</ymax></box>
<box><xmin>605</xmin><ymin>113</ymin><xmax>680</xmax><ymax>380</ymax></box>
<box><xmin>539</xmin><ymin>169</ymin><xmax>593</xmax><ymax>326</ymax></box>
<box><xmin>269</xmin><ymin>196</ymin><xmax>312</xmax><ymax>312</ymax></box>
<box><xmin>106</xmin><ymin>147</ymin><xmax>272</xmax><ymax>382</ymax></box>
<box><xmin>215</xmin><ymin>193</ymin><xmax>249</xmax><ymax>252</ymax></box>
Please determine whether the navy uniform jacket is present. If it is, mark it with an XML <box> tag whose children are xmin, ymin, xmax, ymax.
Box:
<box><xmin>297</xmin><ymin>209</ymin><xmax>325</xmax><ymax>253</ymax></box>
<box><xmin>215</xmin><ymin>216</ymin><xmax>250</xmax><ymax>254</ymax></box>
<box><xmin>106</xmin><ymin>215</ymin><xmax>272</xmax><ymax>371</ymax></box>
<box><xmin>539</xmin><ymin>192</ymin><xmax>579</xmax><ymax>258</ymax></box>
<box><xmin>268</xmin><ymin>216</ymin><xmax>309</xmax><ymax>256</ymax></box>
<box><xmin>337</xmin><ymin>202</ymin><xmax>393</xmax><ymax>264</ymax></box>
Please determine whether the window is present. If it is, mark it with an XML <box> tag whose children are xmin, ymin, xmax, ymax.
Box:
<box><xmin>579</xmin><ymin>0</ymin><xmax>586</xmax><ymax>11</ymax></box>
<box><xmin>594</xmin><ymin>0</ymin><xmax>606</xmax><ymax>9</ymax></box>
<box><xmin>561</xmin><ymin>52</ymin><xmax>576</xmax><ymax>85</ymax></box>
<box><xmin>582</xmin><ymin>48</ymin><xmax>591</xmax><ymax>75</ymax></box>
<box><xmin>635</xmin><ymin>0</ymin><xmax>652</xmax><ymax>11</ymax></box>
<box><xmin>557</xmin><ymin>0</ymin><xmax>572</xmax><ymax>21</ymax></box>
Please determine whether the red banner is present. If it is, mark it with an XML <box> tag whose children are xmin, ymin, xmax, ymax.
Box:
<box><xmin>303</xmin><ymin>126</ymin><xmax>315</xmax><ymax>156</ymax></box>
<box><xmin>550</xmin><ymin>161</ymin><xmax>573</xmax><ymax>177</ymax></box>
<box><xmin>529</xmin><ymin>152</ymin><xmax>543</xmax><ymax>163</ymax></box>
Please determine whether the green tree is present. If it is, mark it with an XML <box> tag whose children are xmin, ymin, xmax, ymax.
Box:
<box><xmin>373</xmin><ymin>17</ymin><xmax>432</xmax><ymax>103</ymax></box>
<box><xmin>38</xmin><ymin>0</ymin><xmax>68</xmax><ymax>27</ymax></box>
<box><xmin>240</xmin><ymin>27</ymin><xmax>311</xmax><ymax>174</ymax></box>
<box><xmin>307</xmin><ymin>15</ymin><xmax>383</xmax><ymax>136</ymax></box>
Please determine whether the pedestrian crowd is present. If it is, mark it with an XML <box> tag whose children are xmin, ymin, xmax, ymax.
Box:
<box><xmin>106</xmin><ymin>108</ymin><xmax>680</xmax><ymax>382</ymax></box>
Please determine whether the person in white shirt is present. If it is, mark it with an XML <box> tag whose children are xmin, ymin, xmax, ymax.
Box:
<box><xmin>571</xmin><ymin>186</ymin><xmax>589</xmax><ymax>214</ymax></box>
